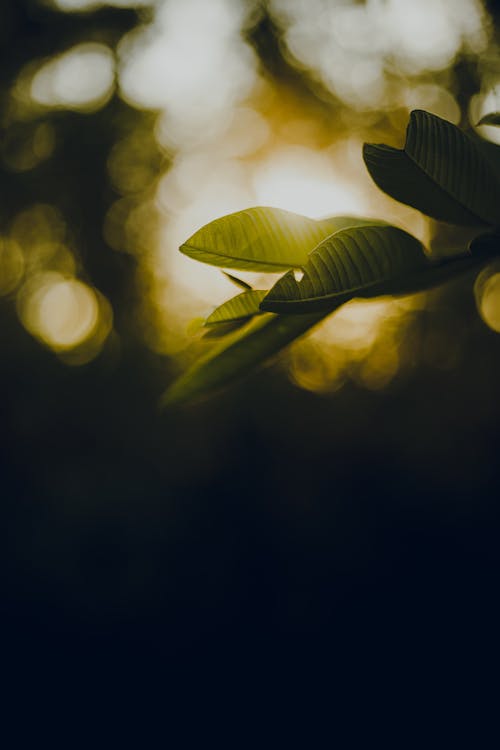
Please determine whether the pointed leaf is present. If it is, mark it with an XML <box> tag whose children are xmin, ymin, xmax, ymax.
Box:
<box><xmin>262</xmin><ymin>225</ymin><xmax>426</xmax><ymax>313</ymax></box>
<box><xmin>202</xmin><ymin>320</ymin><xmax>248</xmax><ymax>339</ymax></box>
<box><xmin>161</xmin><ymin>310</ymin><xmax>332</xmax><ymax>407</ymax></box>
<box><xmin>262</xmin><ymin>224</ymin><xmax>500</xmax><ymax>314</ymax></box>
<box><xmin>223</xmin><ymin>272</ymin><xmax>252</xmax><ymax>291</ymax></box>
<box><xmin>180</xmin><ymin>207</ymin><xmax>385</xmax><ymax>272</ymax></box>
<box><xmin>162</xmin><ymin>228</ymin><xmax>500</xmax><ymax>405</ymax></box>
<box><xmin>363</xmin><ymin>110</ymin><xmax>500</xmax><ymax>226</ymax></box>
<box><xmin>205</xmin><ymin>290</ymin><xmax>267</xmax><ymax>326</ymax></box>
<box><xmin>477</xmin><ymin>113</ymin><xmax>500</xmax><ymax>127</ymax></box>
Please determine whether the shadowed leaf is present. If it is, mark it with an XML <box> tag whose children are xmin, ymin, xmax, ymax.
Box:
<box><xmin>205</xmin><ymin>289</ymin><xmax>267</xmax><ymax>326</ymax></box>
<box><xmin>202</xmin><ymin>320</ymin><xmax>248</xmax><ymax>339</ymax></box>
<box><xmin>469</xmin><ymin>232</ymin><xmax>500</xmax><ymax>256</ymax></box>
<box><xmin>180</xmin><ymin>206</ymin><xmax>385</xmax><ymax>271</ymax></box>
<box><xmin>163</xmin><ymin>227</ymin><xmax>500</xmax><ymax>405</ymax></box>
<box><xmin>262</xmin><ymin>224</ymin><xmax>500</xmax><ymax>313</ymax></box>
<box><xmin>363</xmin><ymin>110</ymin><xmax>500</xmax><ymax>226</ymax></box>
<box><xmin>223</xmin><ymin>272</ymin><xmax>252</xmax><ymax>291</ymax></box>
<box><xmin>262</xmin><ymin>225</ymin><xmax>426</xmax><ymax>313</ymax></box>
<box><xmin>477</xmin><ymin>112</ymin><xmax>500</xmax><ymax>127</ymax></box>
<box><xmin>161</xmin><ymin>310</ymin><xmax>333</xmax><ymax>407</ymax></box>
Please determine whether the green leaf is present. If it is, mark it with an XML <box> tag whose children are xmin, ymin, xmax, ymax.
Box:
<box><xmin>261</xmin><ymin>224</ymin><xmax>500</xmax><ymax>314</ymax></box>
<box><xmin>162</xmin><ymin>227</ymin><xmax>500</xmax><ymax>405</ymax></box>
<box><xmin>477</xmin><ymin>112</ymin><xmax>500</xmax><ymax>127</ymax></box>
<box><xmin>205</xmin><ymin>290</ymin><xmax>267</xmax><ymax>326</ymax></box>
<box><xmin>363</xmin><ymin>110</ymin><xmax>500</xmax><ymax>226</ymax></box>
<box><xmin>261</xmin><ymin>224</ymin><xmax>427</xmax><ymax>313</ymax></box>
<box><xmin>180</xmin><ymin>206</ymin><xmax>385</xmax><ymax>272</ymax></box>
<box><xmin>161</xmin><ymin>310</ymin><xmax>332</xmax><ymax>407</ymax></box>
<box><xmin>223</xmin><ymin>272</ymin><xmax>252</xmax><ymax>291</ymax></box>
<box><xmin>202</xmin><ymin>320</ymin><xmax>248</xmax><ymax>339</ymax></box>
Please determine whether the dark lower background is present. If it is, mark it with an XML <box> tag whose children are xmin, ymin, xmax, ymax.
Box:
<box><xmin>3</xmin><ymin>309</ymin><xmax>500</xmax><ymax>655</ymax></box>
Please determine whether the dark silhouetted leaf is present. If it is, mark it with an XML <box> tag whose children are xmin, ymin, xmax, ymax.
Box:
<box><xmin>223</xmin><ymin>272</ymin><xmax>252</xmax><ymax>290</ymax></box>
<box><xmin>262</xmin><ymin>224</ymin><xmax>500</xmax><ymax>313</ymax></box>
<box><xmin>163</xmin><ymin>227</ymin><xmax>500</xmax><ymax>405</ymax></box>
<box><xmin>161</xmin><ymin>310</ymin><xmax>332</xmax><ymax>407</ymax></box>
<box><xmin>363</xmin><ymin>110</ymin><xmax>500</xmax><ymax>226</ymax></box>
<box><xmin>205</xmin><ymin>290</ymin><xmax>267</xmax><ymax>326</ymax></box>
<box><xmin>262</xmin><ymin>225</ymin><xmax>425</xmax><ymax>313</ymax></box>
<box><xmin>469</xmin><ymin>232</ymin><xmax>500</xmax><ymax>256</ymax></box>
<box><xmin>202</xmin><ymin>320</ymin><xmax>248</xmax><ymax>339</ymax></box>
<box><xmin>477</xmin><ymin>112</ymin><xmax>500</xmax><ymax>127</ymax></box>
<box><xmin>180</xmin><ymin>206</ymin><xmax>385</xmax><ymax>271</ymax></box>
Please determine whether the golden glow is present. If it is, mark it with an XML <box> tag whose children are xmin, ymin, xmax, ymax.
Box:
<box><xmin>31</xmin><ymin>43</ymin><xmax>115</xmax><ymax>112</ymax></box>
<box><xmin>1</xmin><ymin>122</ymin><xmax>56</xmax><ymax>173</ymax></box>
<box><xmin>1</xmin><ymin>0</ymin><xmax>492</xmax><ymax>395</ymax></box>
<box><xmin>118</xmin><ymin>0</ymin><xmax>259</xmax><ymax>148</ymax></box>
<box><xmin>252</xmin><ymin>145</ymin><xmax>367</xmax><ymax>219</ymax></box>
<box><xmin>10</xmin><ymin>204</ymin><xmax>66</xmax><ymax>248</ymax></box>
<box><xmin>312</xmin><ymin>298</ymin><xmax>405</xmax><ymax>353</ymax></box>
<box><xmin>0</xmin><ymin>237</ymin><xmax>24</xmax><ymax>296</ymax></box>
<box><xmin>16</xmin><ymin>272</ymin><xmax>113</xmax><ymax>364</ymax></box>
<box><xmin>404</xmin><ymin>84</ymin><xmax>461</xmax><ymax>124</ymax></box>
<box><xmin>289</xmin><ymin>339</ymin><xmax>346</xmax><ymax>395</ymax></box>
<box><xmin>107</xmin><ymin>130</ymin><xmax>160</xmax><ymax>195</ymax></box>
<box><xmin>356</xmin><ymin>343</ymin><xmax>400</xmax><ymax>391</ymax></box>
<box><xmin>37</xmin><ymin>0</ymin><xmax>488</xmax><ymax>391</ymax></box>
<box><xmin>107</xmin><ymin>0</ymin><xmax>443</xmax><ymax>367</ymax></box>
<box><xmin>18</xmin><ymin>273</ymin><xmax>98</xmax><ymax>350</ymax></box>
<box><xmin>270</xmin><ymin>0</ymin><xmax>488</xmax><ymax>109</ymax></box>
<box><xmin>470</xmin><ymin>86</ymin><xmax>500</xmax><ymax>146</ymax></box>
<box><xmin>8</xmin><ymin>204</ymin><xmax>77</xmax><ymax>277</ymax></box>
<box><xmin>476</xmin><ymin>271</ymin><xmax>500</xmax><ymax>333</ymax></box>
<box><xmin>287</xmin><ymin>294</ymin><xmax>420</xmax><ymax>394</ymax></box>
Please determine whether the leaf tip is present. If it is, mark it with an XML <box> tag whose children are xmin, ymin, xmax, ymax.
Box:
<box><xmin>159</xmin><ymin>380</ymin><xmax>191</xmax><ymax>410</ymax></box>
<box><xmin>179</xmin><ymin>241</ymin><xmax>194</xmax><ymax>258</ymax></box>
<box><xmin>223</xmin><ymin>272</ymin><xmax>252</xmax><ymax>291</ymax></box>
<box><xmin>476</xmin><ymin>112</ymin><xmax>500</xmax><ymax>127</ymax></box>
<box><xmin>362</xmin><ymin>142</ymin><xmax>388</xmax><ymax>168</ymax></box>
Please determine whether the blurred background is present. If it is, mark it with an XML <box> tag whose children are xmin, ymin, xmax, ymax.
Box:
<box><xmin>3</xmin><ymin>0</ymin><xmax>500</xmax><ymax>658</ymax></box>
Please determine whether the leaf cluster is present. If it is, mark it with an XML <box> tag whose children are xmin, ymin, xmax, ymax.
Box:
<box><xmin>162</xmin><ymin>110</ymin><xmax>500</xmax><ymax>406</ymax></box>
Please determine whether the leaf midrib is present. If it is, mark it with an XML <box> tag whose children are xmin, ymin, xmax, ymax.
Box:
<box><xmin>181</xmin><ymin>242</ymin><xmax>305</xmax><ymax>271</ymax></box>
<box><xmin>262</xmin><ymin>252</ymin><xmax>478</xmax><ymax>308</ymax></box>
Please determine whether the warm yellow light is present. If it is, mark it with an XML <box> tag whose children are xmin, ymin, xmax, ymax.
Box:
<box><xmin>253</xmin><ymin>145</ymin><xmax>366</xmax><ymax>220</ymax></box>
<box><xmin>477</xmin><ymin>272</ymin><xmax>500</xmax><ymax>333</ymax></box>
<box><xmin>312</xmin><ymin>298</ymin><xmax>402</xmax><ymax>353</ymax></box>
<box><xmin>8</xmin><ymin>205</ymin><xmax>77</xmax><ymax>277</ymax></box>
<box><xmin>470</xmin><ymin>87</ymin><xmax>500</xmax><ymax>146</ymax></box>
<box><xmin>18</xmin><ymin>273</ymin><xmax>99</xmax><ymax>351</ymax></box>
<box><xmin>289</xmin><ymin>339</ymin><xmax>346</xmax><ymax>395</ymax></box>
<box><xmin>10</xmin><ymin>204</ymin><xmax>66</xmax><ymax>249</ymax></box>
<box><xmin>118</xmin><ymin>0</ymin><xmax>258</xmax><ymax>148</ymax></box>
<box><xmin>270</xmin><ymin>0</ymin><xmax>487</xmax><ymax>108</ymax></box>
<box><xmin>0</xmin><ymin>237</ymin><xmax>24</xmax><ymax>296</ymax></box>
<box><xmin>31</xmin><ymin>43</ymin><xmax>114</xmax><ymax>111</ymax></box>
<box><xmin>1</xmin><ymin>122</ymin><xmax>56</xmax><ymax>173</ymax></box>
<box><xmin>356</xmin><ymin>343</ymin><xmax>400</xmax><ymax>391</ymax></box>
<box><xmin>404</xmin><ymin>84</ymin><xmax>460</xmax><ymax>124</ymax></box>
